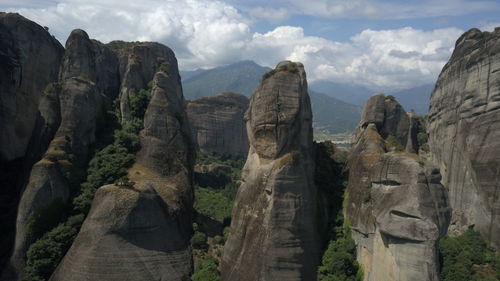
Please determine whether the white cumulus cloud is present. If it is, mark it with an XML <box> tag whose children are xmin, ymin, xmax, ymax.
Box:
<box><xmin>7</xmin><ymin>0</ymin><xmax>465</xmax><ymax>90</ymax></box>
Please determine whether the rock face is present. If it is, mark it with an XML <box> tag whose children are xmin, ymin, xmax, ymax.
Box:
<box><xmin>0</xmin><ymin>12</ymin><xmax>64</xmax><ymax>273</ymax></box>
<box><xmin>221</xmin><ymin>61</ymin><xmax>321</xmax><ymax>281</ymax></box>
<box><xmin>346</xmin><ymin>95</ymin><xmax>451</xmax><ymax>281</ymax></box>
<box><xmin>0</xmin><ymin>13</ymin><xmax>64</xmax><ymax>162</ymax></box>
<box><xmin>50</xmin><ymin>65</ymin><xmax>195</xmax><ymax>281</ymax></box>
<box><xmin>428</xmin><ymin>27</ymin><xmax>500</xmax><ymax>249</ymax></box>
<box><xmin>187</xmin><ymin>92</ymin><xmax>249</xmax><ymax>158</ymax></box>
<box><xmin>3</xmin><ymin>29</ymin><xmax>109</xmax><ymax>280</ymax></box>
<box><xmin>110</xmin><ymin>41</ymin><xmax>178</xmax><ymax>122</ymax></box>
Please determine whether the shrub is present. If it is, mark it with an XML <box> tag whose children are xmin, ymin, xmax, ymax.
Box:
<box><xmin>159</xmin><ymin>62</ymin><xmax>170</xmax><ymax>74</ymax></box>
<box><xmin>128</xmin><ymin>89</ymin><xmax>151</xmax><ymax>120</ymax></box>
<box><xmin>22</xmin><ymin>92</ymin><xmax>148</xmax><ymax>280</ymax></box>
<box><xmin>22</xmin><ymin>214</ymin><xmax>84</xmax><ymax>281</ymax></box>
<box><xmin>262</xmin><ymin>69</ymin><xmax>278</xmax><ymax>80</ymax></box>
<box><xmin>385</xmin><ymin>135</ymin><xmax>404</xmax><ymax>152</ymax></box>
<box><xmin>318</xmin><ymin>225</ymin><xmax>362</xmax><ymax>281</ymax></box>
<box><xmin>191</xmin><ymin>257</ymin><xmax>221</xmax><ymax>281</ymax></box>
<box><xmin>26</xmin><ymin>198</ymin><xmax>68</xmax><ymax>243</ymax></box>
<box><xmin>191</xmin><ymin>231</ymin><xmax>208</xmax><ymax>249</ymax></box>
<box><xmin>440</xmin><ymin>229</ymin><xmax>500</xmax><ymax>281</ymax></box>
<box><xmin>385</xmin><ymin>95</ymin><xmax>396</xmax><ymax>101</ymax></box>
<box><xmin>194</xmin><ymin>186</ymin><xmax>233</xmax><ymax>222</ymax></box>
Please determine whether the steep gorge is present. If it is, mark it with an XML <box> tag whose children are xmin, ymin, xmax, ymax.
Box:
<box><xmin>0</xmin><ymin>12</ymin><xmax>499</xmax><ymax>281</ymax></box>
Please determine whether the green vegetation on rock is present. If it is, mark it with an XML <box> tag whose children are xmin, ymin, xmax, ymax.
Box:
<box><xmin>439</xmin><ymin>229</ymin><xmax>500</xmax><ymax>281</ymax></box>
<box><xmin>315</xmin><ymin>141</ymin><xmax>362</xmax><ymax>281</ymax></box>
<box><xmin>318</xmin><ymin>223</ymin><xmax>363</xmax><ymax>281</ymax></box>
<box><xmin>22</xmin><ymin>87</ymin><xmax>152</xmax><ymax>281</ymax></box>
<box><xmin>191</xmin><ymin>256</ymin><xmax>221</xmax><ymax>281</ymax></box>
<box><xmin>416</xmin><ymin>115</ymin><xmax>430</xmax><ymax>152</ymax></box>
<box><xmin>194</xmin><ymin>187</ymin><xmax>233</xmax><ymax>222</ymax></box>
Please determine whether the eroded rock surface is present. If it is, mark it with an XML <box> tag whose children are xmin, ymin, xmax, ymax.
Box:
<box><xmin>0</xmin><ymin>12</ymin><xmax>64</xmax><ymax>274</ymax></box>
<box><xmin>50</xmin><ymin>66</ymin><xmax>195</xmax><ymax>281</ymax></box>
<box><xmin>3</xmin><ymin>29</ymin><xmax>108</xmax><ymax>281</ymax></box>
<box><xmin>221</xmin><ymin>61</ymin><xmax>321</xmax><ymax>281</ymax></box>
<box><xmin>346</xmin><ymin>95</ymin><xmax>451</xmax><ymax>281</ymax></box>
<box><xmin>187</xmin><ymin>92</ymin><xmax>249</xmax><ymax>158</ymax></box>
<box><xmin>428</xmin><ymin>28</ymin><xmax>500</xmax><ymax>249</ymax></box>
<box><xmin>109</xmin><ymin>41</ymin><xmax>178</xmax><ymax>122</ymax></box>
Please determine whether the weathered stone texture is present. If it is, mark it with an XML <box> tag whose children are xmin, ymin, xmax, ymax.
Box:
<box><xmin>221</xmin><ymin>61</ymin><xmax>321</xmax><ymax>281</ymax></box>
<box><xmin>187</xmin><ymin>92</ymin><xmax>249</xmax><ymax>158</ymax></box>
<box><xmin>0</xmin><ymin>12</ymin><xmax>64</xmax><ymax>275</ymax></box>
<box><xmin>427</xmin><ymin>28</ymin><xmax>500</xmax><ymax>249</ymax></box>
<box><xmin>347</xmin><ymin>95</ymin><xmax>451</xmax><ymax>281</ymax></box>
<box><xmin>50</xmin><ymin>67</ymin><xmax>195</xmax><ymax>281</ymax></box>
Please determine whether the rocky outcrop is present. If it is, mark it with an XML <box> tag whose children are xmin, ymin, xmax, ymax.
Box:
<box><xmin>187</xmin><ymin>92</ymin><xmax>249</xmax><ymax>158</ymax></box>
<box><xmin>108</xmin><ymin>41</ymin><xmax>178</xmax><ymax>122</ymax></box>
<box><xmin>50</xmin><ymin>64</ymin><xmax>195</xmax><ymax>281</ymax></box>
<box><xmin>346</xmin><ymin>95</ymin><xmax>451</xmax><ymax>281</ymax></box>
<box><xmin>221</xmin><ymin>61</ymin><xmax>321</xmax><ymax>281</ymax></box>
<box><xmin>428</xmin><ymin>27</ymin><xmax>500</xmax><ymax>249</ymax></box>
<box><xmin>3</xmin><ymin>29</ymin><xmax>109</xmax><ymax>280</ymax></box>
<box><xmin>357</xmin><ymin>94</ymin><xmax>413</xmax><ymax>149</ymax></box>
<box><xmin>0</xmin><ymin>13</ymin><xmax>64</xmax><ymax>162</ymax></box>
<box><xmin>0</xmin><ymin>12</ymin><xmax>64</xmax><ymax>273</ymax></box>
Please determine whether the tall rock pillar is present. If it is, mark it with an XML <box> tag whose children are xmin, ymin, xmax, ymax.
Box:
<box><xmin>221</xmin><ymin>61</ymin><xmax>321</xmax><ymax>281</ymax></box>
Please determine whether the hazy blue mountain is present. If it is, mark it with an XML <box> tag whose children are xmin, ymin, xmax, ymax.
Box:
<box><xmin>309</xmin><ymin>91</ymin><xmax>361</xmax><ymax>134</ymax></box>
<box><xmin>181</xmin><ymin>61</ymin><xmax>361</xmax><ymax>134</ymax></box>
<box><xmin>309</xmin><ymin>80</ymin><xmax>373</xmax><ymax>106</ymax></box>
<box><xmin>181</xmin><ymin>60</ymin><xmax>270</xmax><ymax>99</ymax></box>
<box><xmin>309</xmin><ymin>80</ymin><xmax>434</xmax><ymax>115</ymax></box>
<box><xmin>392</xmin><ymin>84</ymin><xmax>434</xmax><ymax>115</ymax></box>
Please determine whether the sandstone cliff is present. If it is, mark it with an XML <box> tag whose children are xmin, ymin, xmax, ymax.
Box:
<box><xmin>346</xmin><ymin>94</ymin><xmax>451</xmax><ymax>281</ymax></box>
<box><xmin>49</xmin><ymin>65</ymin><xmax>195</xmax><ymax>281</ymax></box>
<box><xmin>109</xmin><ymin>41</ymin><xmax>179</xmax><ymax>122</ymax></box>
<box><xmin>0</xmin><ymin>13</ymin><xmax>64</xmax><ymax>273</ymax></box>
<box><xmin>221</xmin><ymin>61</ymin><xmax>321</xmax><ymax>281</ymax></box>
<box><xmin>187</xmin><ymin>92</ymin><xmax>249</xmax><ymax>158</ymax></box>
<box><xmin>428</xmin><ymin>28</ymin><xmax>500</xmax><ymax>250</ymax></box>
<box><xmin>3</xmin><ymin>29</ymin><xmax>109</xmax><ymax>280</ymax></box>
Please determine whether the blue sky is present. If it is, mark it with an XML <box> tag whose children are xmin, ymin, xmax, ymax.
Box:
<box><xmin>2</xmin><ymin>0</ymin><xmax>499</xmax><ymax>91</ymax></box>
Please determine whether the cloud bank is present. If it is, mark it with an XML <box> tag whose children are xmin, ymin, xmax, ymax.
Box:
<box><xmin>8</xmin><ymin>0</ymin><xmax>470</xmax><ymax>90</ymax></box>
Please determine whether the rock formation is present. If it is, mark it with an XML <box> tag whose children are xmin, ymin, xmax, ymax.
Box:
<box><xmin>49</xmin><ymin>64</ymin><xmax>195</xmax><ymax>281</ymax></box>
<box><xmin>346</xmin><ymin>94</ymin><xmax>451</xmax><ymax>281</ymax></box>
<box><xmin>3</xmin><ymin>29</ymin><xmax>109</xmax><ymax>280</ymax></box>
<box><xmin>0</xmin><ymin>12</ymin><xmax>64</xmax><ymax>273</ymax></box>
<box><xmin>428</xmin><ymin>27</ymin><xmax>500</xmax><ymax>249</ymax></box>
<box><xmin>0</xmin><ymin>18</ymin><xmax>185</xmax><ymax>279</ymax></box>
<box><xmin>187</xmin><ymin>92</ymin><xmax>249</xmax><ymax>158</ymax></box>
<box><xmin>221</xmin><ymin>61</ymin><xmax>322</xmax><ymax>281</ymax></box>
<box><xmin>109</xmin><ymin>41</ymin><xmax>178</xmax><ymax>122</ymax></box>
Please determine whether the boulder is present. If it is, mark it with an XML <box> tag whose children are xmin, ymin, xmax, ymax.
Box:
<box><xmin>427</xmin><ymin>28</ymin><xmax>500</xmax><ymax>249</ymax></box>
<box><xmin>221</xmin><ymin>61</ymin><xmax>322</xmax><ymax>281</ymax></box>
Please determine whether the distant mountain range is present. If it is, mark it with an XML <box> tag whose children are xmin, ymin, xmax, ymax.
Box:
<box><xmin>180</xmin><ymin>60</ymin><xmax>434</xmax><ymax>134</ymax></box>
<box><xmin>181</xmin><ymin>61</ymin><xmax>361</xmax><ymax>134</ymax></box>
<box><xmin>309</xmin><ymin>80</ymin><xmax>433</xmax><ymax>115</ymax></box>
<box><xmin>182</xmin><ymin>60</ymin><xmax>269</xmax><ymax>98</ymax></box>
